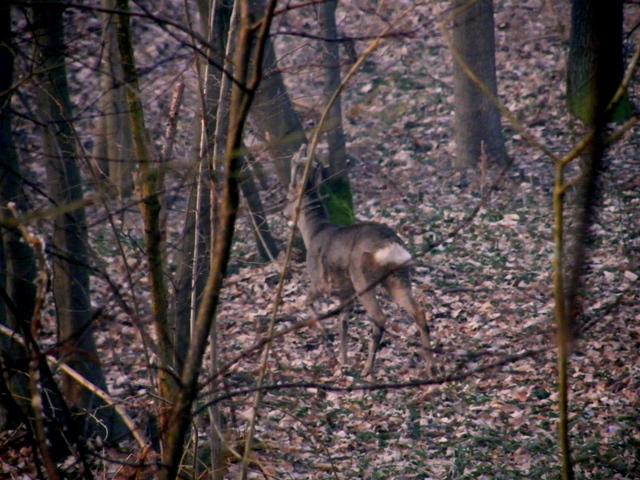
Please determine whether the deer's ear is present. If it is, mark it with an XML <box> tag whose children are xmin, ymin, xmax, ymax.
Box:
<box><xmin>290</xmin><ymin>143</ymin><xmax>308</xmax><ymax>189</ymax></box>
<box><xmin>290</xmin><ymin>162</ymin><xmax>301</xmax><ymax>189</ymax></box>
<box><xmin>310</xmin><ymin>162</ymin><xmax>324</xmax><ymax>190</ymax></box>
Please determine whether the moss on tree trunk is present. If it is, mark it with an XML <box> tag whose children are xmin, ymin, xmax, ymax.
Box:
<box><xmin>567</xmin><ymin>0</ymin><xmax>631</xmax><ymax>125</ymax></box>
<box><xmin>321</xmin><ymin>176</ymin><xmax>355</xmax><ymax>226</ymax></box>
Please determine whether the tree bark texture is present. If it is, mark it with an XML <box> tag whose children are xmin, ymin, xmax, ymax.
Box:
<box><xmin>318</xmin><ymin>0</ymin><xmax>355</xmax><ymax>225</ymax></box>
<box><xmin>33</xmin><ymin>0</ymin><xmax>124</xmax><ymax>440</ymax></box>
<box><xmin>567</xmin><ymin>0</ymin><xmax>630</xmax><ymax>125</ymax></box>
<box><xmin>248</xmin><ymin>0</ymin><xmax>306</xmax><ymax>185</ymax></box>
<box><xmin>0</xmin><ymin>2</ymin><xmax>38</xmax><ymax>431</ymax></box>
<box><xmin>451</xmin><ymin>0</ymin><xmax>506</xmax><ymax>169</ymax></box>
<box><xmin>115</xmin><ymin>0</ymin><xmax>179</xmax><ymax>448</ymax></box>
<box><xmin>238</xmin><ymin>151</ymin><xmax>280</xmax><ymax>261</ymax></box>
<box><xmin>92</xmin><ymin>0</ymin><xmax>135</xmax><ymax>197</ymax></box>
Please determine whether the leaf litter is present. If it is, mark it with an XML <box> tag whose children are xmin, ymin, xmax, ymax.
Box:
<box><xmin>3</xmin><ymin>0</ymin><xmax>640</xmax><ymax>478</ymax></box>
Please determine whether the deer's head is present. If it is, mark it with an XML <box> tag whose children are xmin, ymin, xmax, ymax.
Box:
<box><xmin>283</xmin><ymin>144</ymin><xmax>325</xmax><ymax>223</ymax></box>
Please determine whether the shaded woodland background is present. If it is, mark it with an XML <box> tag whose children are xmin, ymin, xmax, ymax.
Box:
<box><xmin>0</xmin><ymin>0</ymin><xmax>639</xmax><ymax>478</ymax></box>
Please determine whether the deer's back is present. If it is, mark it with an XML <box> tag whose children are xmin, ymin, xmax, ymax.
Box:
<box><xmin>307</xmin><ymin>221</ymin><xmax>410</xmax><ymax>295</ymax></box>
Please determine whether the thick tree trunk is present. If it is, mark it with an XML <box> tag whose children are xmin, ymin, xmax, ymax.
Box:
<box><xmin>319</xmin><ymin>0</ymin><xmax>347</xmax><ymax>176</ymax></box>
<box><xmin>92</xmin><ymin>0</ymin><xmax>135</xmax><ymax>197</ymax></box>
<box><xmin>451</xmin><ymin>0</ymin><xmax>506</xmax><ymax>169</ymax></box>
<box><xmin>567</xmin><ymin>0</ymin><xmax>630</xmax><ymax>125</ymax></box>
<box><xmin>0</xmin><ymin>131</ymin><xmax>37</xmax><ymax>434</ymax></box>
<box><xmin>33</xmin><ymin>0</ymin><xmax>125</xmax><ymax>441</ymax></box>
<box><xmin>248</xmin><ymin>1</ymin><xmax>306</xmax><ymax>186</ymax></box>
<box><xmin>0</xmin><ymin>10</ymin><xmax>81</xmax><ymax>468</ymax></box>
<box><xmin>0</xmin><ymin>2</ymin><xmax>37</xmax><ymax>431</ymax></box>
<box><xmin>0</xmin><ymin>2</ymin><xmax>35</xmax><ymax>341</ymax></box>
<box><xmin>318</xmin><ymin>0</ymin><xmax>355</xmax><ymax>226</ymax></box>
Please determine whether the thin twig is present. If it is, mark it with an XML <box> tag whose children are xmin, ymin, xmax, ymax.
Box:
<box><xmin>197</xmin><ymin>346</ymin><xmax>552</xmax><ymax>411</ymax></box>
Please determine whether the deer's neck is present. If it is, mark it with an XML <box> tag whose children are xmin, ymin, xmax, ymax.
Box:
<box><xmin>297</xmin><ymin>196</ymin><xmax>332</xmax><ymax>247</ymax></box>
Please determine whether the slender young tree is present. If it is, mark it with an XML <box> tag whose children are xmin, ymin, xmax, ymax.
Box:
<box><xmin>159</xmin><ymin>0</ymin><xmax>279</xmax><ymax>476</ymax></box>
<box><xmin>115</xmin><ymin>0</ymin><xmax>178</xmax><ymax>449</ymax></box>
<box><xmin>172</xmin><ymin>0</ymin><xmax>222</xmax><ymax>377</ymax></box>
<box><xmin>173</xmin><ymin>0</ymin><xmax>279</xmax><ymax>381</ymax></box>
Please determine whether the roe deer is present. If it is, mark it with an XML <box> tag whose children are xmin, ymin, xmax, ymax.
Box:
<box><xmin>284</xmin><ymin>146</ymin><xmax>434</xmax><ymax>376</ymax></box>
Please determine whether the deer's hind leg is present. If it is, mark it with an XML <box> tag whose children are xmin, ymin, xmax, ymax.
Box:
<box><xmin>351</xmin><ymin>256</ymin><xmax>388</xmax><ymax>376</ymax></box>
<box><xmin>357</xmin><ymin>288</ymin><xmax>386</xmax><ymax>377</ymax></box>
<box><xmin>384</xmin><ymin>273</ymin><xmax>435</xmax><ymax>374</ymax></box>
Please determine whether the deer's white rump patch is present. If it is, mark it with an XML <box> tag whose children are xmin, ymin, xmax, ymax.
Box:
<box><xmin>374</xmin><ymin>243</ymin><xmax>412</xmax><ymax>266</ymax></box>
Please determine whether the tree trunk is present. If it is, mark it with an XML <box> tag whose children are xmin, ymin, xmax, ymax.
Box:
<box><xmin>248</xmin><ymin>1</ymin><xmax>306</xmax><ymax>186</ymax></box>
<box><xmin>32</xmin><ymin>0</ymin><xmax>125</xmax><ymax>441</ymax></box>
<box><xmin>567</xmin><ymin>0</ymin><xmax>630</xmax><ymax>125</ymax></box>
<box><xmin>92</xmin><ymin>0</ymin><xmax>135</xmax><ymax>197</ymax></box>
<box><xmin>208</xmin><ymin>1</ymin><xmax>240</xmax><ymax>474</ymax></box>
<box><xmin>0</xmin><ymin>2</ymin><xmax>37</xmax><ymax>431</ymax></box>
<box><xmin>172</xmin><ymin>0</ymin><xmax>226</xmax><ymax>376</ymax></box>
<box><xmin>451</xmin><ymin>0</ymin><xmax>506</xmax><ymax>169</ymax></box>
<box><xmin>160</xmin><ymin>0</ymin><xmax>278</xmax><ymax>475</ymax></box>
<box><xmin>238</xmin><ymin>151</ymin><xmax>280</xmax><ymax>261</ymax></box>
<box><xmin>115</xmin><ymin>0</ymin><xmax>179</xmax><ymax>450</ymax></box>
<box><xmin>318</xmin><ymin>0</ymin><xmax>355</xmax><ymax>225</ymax></box>
<box><xmin>0</xmin><ymin>10</ymin><xmax>83</xmax><ymax>468</ymax></box>
<box><xmin>222</xmin><ymin>0</ymin><xmax>281</xmax><ymax>260</ymax></box>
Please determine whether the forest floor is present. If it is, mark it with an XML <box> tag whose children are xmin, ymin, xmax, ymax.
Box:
<box><xmin>3</xmin><ymin>0</ymin><xmax>640</xmax><ymax>478</ymax></box>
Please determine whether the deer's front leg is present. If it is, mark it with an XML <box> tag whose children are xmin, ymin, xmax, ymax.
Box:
<box><xmin>337</xmin><ymin>294</ymin><xmax>353</xmax><ymax>366</ymax></box>
<box><xmin>305</xmin><ymin>289</ymin><xmax>331</xmax><ymax>344</ymax></box>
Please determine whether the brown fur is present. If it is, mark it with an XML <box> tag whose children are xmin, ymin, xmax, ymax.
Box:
<box><xmin>285</xmin><ymin>152</ymin><xmax>434</xmax><ymax>376</ymax></box>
